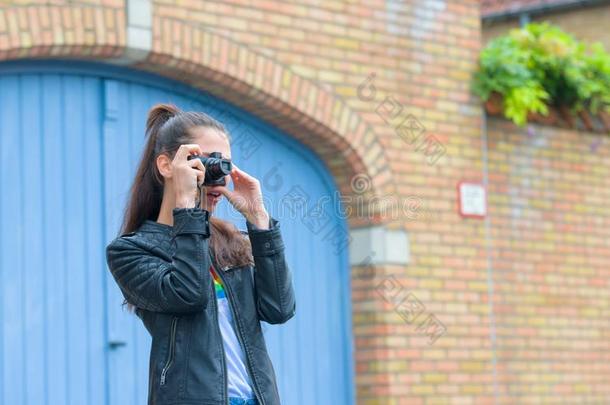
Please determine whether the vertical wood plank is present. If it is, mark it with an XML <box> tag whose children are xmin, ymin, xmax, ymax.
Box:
<box><xmin>21</xmin><ymin>74</ymin><xmax>46</xmax><ymax>405</ymax></box>
<box><xmin>1</xmin><ymin>75</ymin><xmax>25</xmax><ymax>405</ymax></box>
<box><xmin>41</xmin><ymin>73</ymin><xmax>68</xmax><ymax>405</ymax></box>
<box><xmin>82</xmin><ymin>75</ymin><xmax>107</xmax><ymax>405</ymax></box>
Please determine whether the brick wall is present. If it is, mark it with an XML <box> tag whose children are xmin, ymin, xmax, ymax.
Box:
<box><xmin>5</xmin><ymin>1</ymin><xmax>608</xmax><ymax>404</ymax></box>
<box><xmin>486</xmin><ymin>117</ymin><xmax>610</xmax><ymax>403</ymax></box>
<box><xmin>483</xmin><ymin>6</ymin><xmax>610</xmax><ymax>400</ymax></box>
<box><xmin>482</xmin><ymin>2</ymin><xmax>610</xmax><ymax>47</ymax></box>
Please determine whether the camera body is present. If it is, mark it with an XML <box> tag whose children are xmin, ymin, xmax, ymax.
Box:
<box><xmin>187</xmin><ymin>151</ymin><xmax>232</xmax><ymax>186</ymax></box>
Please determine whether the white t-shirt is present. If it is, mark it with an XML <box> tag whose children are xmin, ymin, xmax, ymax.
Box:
<box><xmin>211</xmin><ymin>266</ymin><xmax>255</xmax><ymax>399</ymax></box>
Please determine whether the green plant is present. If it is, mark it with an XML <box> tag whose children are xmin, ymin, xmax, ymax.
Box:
<box><xmin>473</xmin><ymin>22</ymin><xmax>610</xmax><ymax>126</ymax></box>
<box><xmin>581</xmin><ymin>43</ymin><xmax>610</xmax><ymax>113</ymax></box>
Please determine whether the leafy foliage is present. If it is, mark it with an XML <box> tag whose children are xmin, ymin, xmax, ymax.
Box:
<box><xmin>473</xmin><ymin>22</ymin><xmax>610</xmax><ymax>126</ymax></box>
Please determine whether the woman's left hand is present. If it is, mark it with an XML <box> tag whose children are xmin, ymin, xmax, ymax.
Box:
<box><xmin>218</xmin><ymin>163</ymin><xmax>270</xmax><ymax>230</ymax></box>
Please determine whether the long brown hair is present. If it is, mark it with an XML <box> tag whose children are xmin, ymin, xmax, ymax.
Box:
<box><xmin>117</xmin><ymin>103</ymin><xmax>254</xmax><ymax>313</ymax></box>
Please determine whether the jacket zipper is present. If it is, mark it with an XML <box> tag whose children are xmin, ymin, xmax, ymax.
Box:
<box><xmin>209</xmin><ymin>252</ymin><xmax>230</xmax><ymax>405</ymax></box>
<box><xmin>215</xmin><ymin>266</ymin><xmax>265</xmax><ymax>405</ymax></box>
<box><xmin>160</xmin><ymin>316</ymin><xmax>179</xmax><ymax>386</ymax></box>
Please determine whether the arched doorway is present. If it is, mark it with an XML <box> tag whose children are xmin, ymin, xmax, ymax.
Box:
<box><xmin>0</xmin><ymin>60</ymin><xmax>354</xmax><ymax>405</ymax></box>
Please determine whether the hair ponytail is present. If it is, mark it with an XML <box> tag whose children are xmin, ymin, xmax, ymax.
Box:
<box><xmin>118</xmin><ymin>103</ymin><xmax>179</xmax><ymax>237</ymax></box>
<box><xmin>146</xmin><ymin>103</ymin><xmax>178</xmax><ymax>141</ymax></box>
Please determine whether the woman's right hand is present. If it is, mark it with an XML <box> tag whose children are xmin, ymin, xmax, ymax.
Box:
<box><xmin>172</xmin><ymin>144</ymin><xmax>206</xmax><ymax>208</ymax></box>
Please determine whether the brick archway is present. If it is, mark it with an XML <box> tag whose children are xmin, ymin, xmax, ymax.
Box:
<box><xmin>0</xmin><ymin>3</ymin><xmax>396</xmax><ymax>227</ymax></box>
<box><xmin>0</xmin><ymin>4</ymin><xmax>413</xmax><ymax>404</ymax></box>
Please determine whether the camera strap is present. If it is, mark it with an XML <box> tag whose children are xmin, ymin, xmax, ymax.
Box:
<box><xmin>195</xmin><ymin>183</ymin><xmax>203</xmax><ymax>209</ymax></box>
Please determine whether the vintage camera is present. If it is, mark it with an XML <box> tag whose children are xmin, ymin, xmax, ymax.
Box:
<box><xmin>187</xmin><ymin>151</ymin><xmax>232</xmax><ymax>186</ymax></box>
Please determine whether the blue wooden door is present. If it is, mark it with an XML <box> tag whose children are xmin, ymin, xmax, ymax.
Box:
<box><xmin>0</xmin><ymin>72</ymin><xmax>108</xmax><ymax>405</ymax></box>
<box><xmin>0</xmin><ymin>61</ymin><xmax>354</xmax><ymax>405</ymax></box>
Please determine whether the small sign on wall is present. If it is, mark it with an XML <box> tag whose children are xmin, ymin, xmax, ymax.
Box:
<box><xmin>457</xmin><ymin>181</ymin><xmax>486</xmax><ymax>218</ymax></box>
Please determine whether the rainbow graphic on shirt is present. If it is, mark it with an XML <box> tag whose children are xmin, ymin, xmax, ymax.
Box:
<box><xmin>210</xmin><ymin>266</ymin><xmax>226</xmax><ymax>299</ymax></box>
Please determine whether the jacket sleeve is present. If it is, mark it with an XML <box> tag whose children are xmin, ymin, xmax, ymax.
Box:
<box><xmin>247</xmin><ymin>216</ymin><xmax>296</xmax><ymax>324</ymax></box>
<box><xmin>105</xmin><ymin>207</ymin><xmax>213</xmax><ymax>314</ymax></box>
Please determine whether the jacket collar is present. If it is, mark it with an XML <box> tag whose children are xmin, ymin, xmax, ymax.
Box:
<box><xmin>137</xmin><ymin>218</ymin><xmax>249</xmax><ymax>272</ymax></box>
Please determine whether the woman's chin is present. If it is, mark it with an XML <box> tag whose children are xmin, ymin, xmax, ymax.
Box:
<box><xmin>204</xmin><ymin>195</ymin><xmax>221</xmax><ymax>211</ymax></box>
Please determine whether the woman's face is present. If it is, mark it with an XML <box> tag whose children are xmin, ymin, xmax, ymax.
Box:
<box><xmin>189</xmin><ymin>126</ymin><xmax>232</xmax><ymax>212</ymax></box>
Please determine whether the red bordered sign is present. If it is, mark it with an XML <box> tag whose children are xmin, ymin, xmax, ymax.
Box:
<box><xmin>457</xmin><ymin>181</ymin><xmax>487</xmax><ymax>219</ymax></box>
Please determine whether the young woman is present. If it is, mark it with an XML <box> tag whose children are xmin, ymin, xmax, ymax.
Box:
<box><xmin>105</xmin><ymin>103</ymin><xmax>296</xmax><ymax>405</ymax></box>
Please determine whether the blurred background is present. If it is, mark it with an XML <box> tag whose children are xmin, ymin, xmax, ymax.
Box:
<box><xmin>0</xmin><ymin>0</ymin><xmax>609</xmax><ymax>404</ymax></box>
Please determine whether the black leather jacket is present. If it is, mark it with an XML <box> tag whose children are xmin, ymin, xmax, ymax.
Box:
<box><xmin>105</xmin><ymin>207</ymin><xmax>296</xmax><ymax>405</ymax></box>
